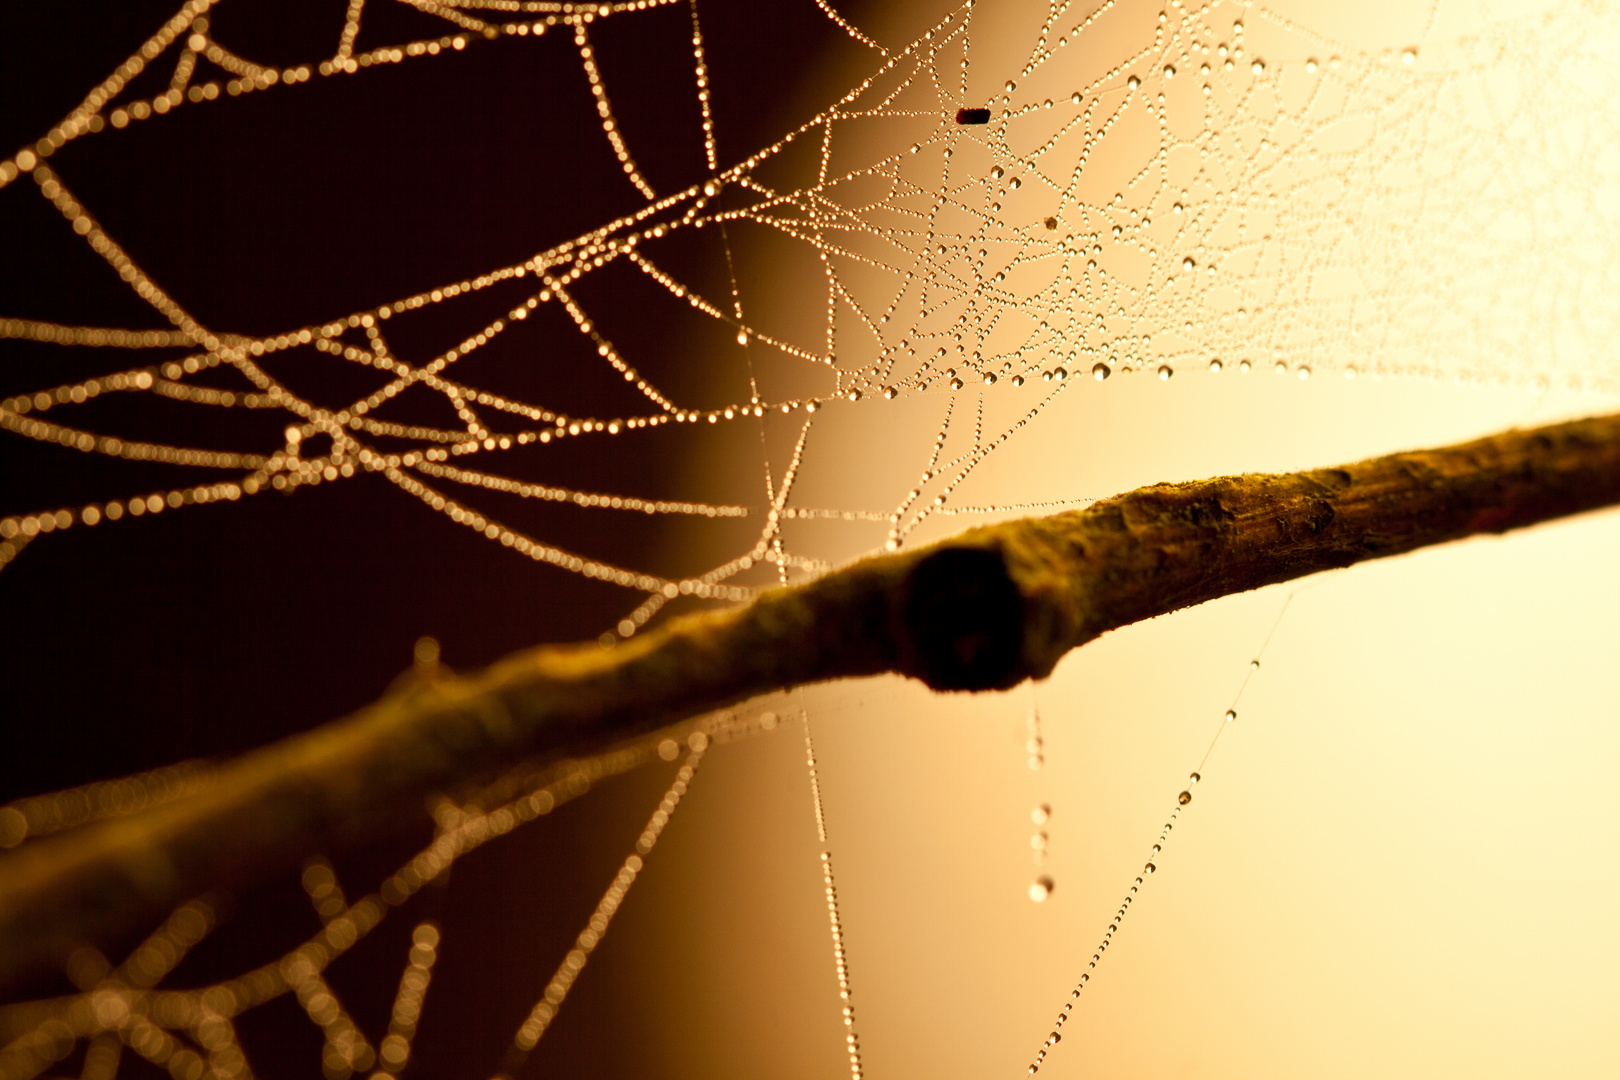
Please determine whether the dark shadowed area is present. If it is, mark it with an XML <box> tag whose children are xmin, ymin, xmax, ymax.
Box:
<box><xmin>0</xmin><ymin>1</ymin><xmax>900</xmax><ymax>1074</ymax></box>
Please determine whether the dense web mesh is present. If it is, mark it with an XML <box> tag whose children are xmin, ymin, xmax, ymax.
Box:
<box><xmin>3</xmin><ymin>0</ymin><xmax>1620</xmax><ymax>1077</ymax></box>
<box><xmin>7</xmin><ymin>0</ymin><xmax>1620</xmax><ymax>600</ymax></box>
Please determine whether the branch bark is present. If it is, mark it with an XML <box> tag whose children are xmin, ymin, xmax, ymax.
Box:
<box><xmin>4</xmin><ymin>410</ymin><xmax>1620</xmax><ymax>989</ymax></box>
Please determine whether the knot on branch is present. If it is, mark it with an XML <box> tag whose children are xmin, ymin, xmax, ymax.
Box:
<box><xmin>896</xmin><ymin>546</ymin><xmax>1025</xmax><ymax>691</ymax></box>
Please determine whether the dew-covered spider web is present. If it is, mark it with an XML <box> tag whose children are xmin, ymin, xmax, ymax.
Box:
<box><xmin>4</xmin><ymin>0</ymin><xmax>1620</xmax><ymax>1077</ymax></box>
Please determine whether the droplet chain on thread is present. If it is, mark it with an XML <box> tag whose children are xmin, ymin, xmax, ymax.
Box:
<box><xmin>1026</xmin><ymin>593</ymin><xmax>1297</xmax><ymax>1075</ymax></box>
<box><xmin>805</xmin><ymin>715</ymin><xmax>863</xmax><ymax>1080</ymax></box>
<box><xmin>497</xmin><ymin>732</ymin><xmax>710</xmax><ymax>1078</ymax></box>
<box><xmin>1027</xmin><ymin>692</ymin><xmax>1053</xmax><ymax>902</ymax></box>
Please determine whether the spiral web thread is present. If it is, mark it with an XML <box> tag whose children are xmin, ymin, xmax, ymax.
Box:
<box><xmin>6</xmin><ymin>0</ymin><xmax>1620</xmax><ymax>1076</ymax></box>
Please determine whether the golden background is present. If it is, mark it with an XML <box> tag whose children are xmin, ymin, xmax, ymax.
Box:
<box><xmin>602</xmin><ymin>1</ymin><xmax>1620</xmax><ymax>1075</ymax></box>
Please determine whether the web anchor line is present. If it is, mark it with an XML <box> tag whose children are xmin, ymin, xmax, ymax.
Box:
<box><xmin>1025</xmin><ymin>591</ymin><xmax>1299</xmax><ymax>1075</ymax></box>
<box><xmin>497</xmin><ymin>731</ymin><xmax>711</xmax><ymax>1077</ymax></box>
<box><xmin>804</xmin><ymin>704</ymin><xmax>864</xmax><ymax>1080</ymax></box>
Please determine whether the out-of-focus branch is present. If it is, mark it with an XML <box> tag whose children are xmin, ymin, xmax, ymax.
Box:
<box><xmin>3</xmin><ymin>410</ymin><xmax>1620</xmax><ymax>990</ymax></box>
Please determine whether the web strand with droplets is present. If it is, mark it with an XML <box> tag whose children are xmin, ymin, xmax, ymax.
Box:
<box><xmin>1024</xmin><ymin>588</ymin><xmax>1297</xmax><ymax>1075</ymax></box>
<box><xmin>804</xmin><ymin>708</ymin><xmax>864</xmax><ymax>1080</ymax></box>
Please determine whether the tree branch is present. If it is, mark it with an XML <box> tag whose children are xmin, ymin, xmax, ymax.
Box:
<box><xmin>4</xmin><ymin>410</ymin><xmax>1620</xmax><ymax>989</ymax></box>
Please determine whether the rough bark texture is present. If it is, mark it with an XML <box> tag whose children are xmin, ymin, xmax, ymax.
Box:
<box><xmin>3</xmin><ymin>410</ymin><xmax>1620</xmax><ymax>989</ymax></box>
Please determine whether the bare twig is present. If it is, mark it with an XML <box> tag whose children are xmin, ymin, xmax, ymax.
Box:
<box><xmin>3</xmin><ymin>410</ymin><xmax>1620</xmax><ymax>989</ymax></box>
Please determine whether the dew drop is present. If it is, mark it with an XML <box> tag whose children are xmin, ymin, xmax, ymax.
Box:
<box><xmin>1182</xmin><ymin>257</ymin><xmax>1195</xmax><ymax>271</ymax></box>
<box><xmin>949</xmin><ymin>377</ymin><xmax>964</xmax><ymax>390</ymax></box>
<box><xmin>882</xmin><ymin>386</ymin><xmax>898</xmax><ymax>399</ymax></box>
<box><xmin>846</xmin><ymin>388</ymin><xmax>862</xmax><ymax>402</ymax></box>
<box><xmin>1402</xmin><ymin>47</ymin><xmax>1417</xmax><ymax>64</ymax></box>
<box><xmin>1238</xmin><ymin>360</ymin><xmax>1251</xmax><ymax>372</ymax></box>
<box><xmin>991</xmin><ymin>165</ymin><xmax>1005</xmax><ymax>180</ymax></box>
<box><xmin>1029</xmin><ymin>876</ymin><xmax>1054</xmax><ymax>902</ymax></box>
<box><xmin>1052</xmin><ymin>367</ymin><xmax>1067</xmax><ymax>381</ymax></box>
<box><xmin>1011</xmin><ymin>375</ymin><xmax>1025</xmax><ymax>386</ymax></box>
<box><xmin>1178</xmin><ymin>790</ymin><xmax>1192</xmax><ymax>806</ymax></box>
<box><xmin>1251</xmin><ymin>59</ymin><xmax>1265</xmax><ymax>75</ymax></box>
<box><xmin>1032</xmin><ymin>803</ymin><xmax>1051</xmax><ymax>824</ymax></box>
<box><xmin>1188</xmin><ymin>771</ymin><xmax>1200</xmax><ymax>784</ymax></box>
<box><xmin>1249</xmin><ymin>659</ymin><xmax>1260</xmax><ymax>671</ymax></box>
<box><xmin>1143</xmin><ymin>862</ymin><xmax>1156</xmax><ymax>875</ymax></box>
<box><xmin>1005</xmin><ymin>80</ymin><xmax>1017</xmax><ymax>93</ymax></box>
<box><xmin>1009</xmin><ymin>177</ymin><xmax>1022</xmax><ymax>190</ymax></box>
<box><xmin>1091</xmin><ymin>362</ymin><xmax>1111</xmax><ymax>381</ymax></box>
<box><xmin>1297</xmin><ymin>366</ymin><xmax>1311</xmax><ymax>381</ymax></box>
<box><xmin>1208</xmin><ymin>358</ymin><xmax>1223</xmax><ymax>373</ymax></box>
<box><xmin>1163</xmin><ymin>64</ymin><xmax>1176</xmax><ymax>78</ymax></box>
<box><xmin>1225</xmin><ymin>709</ymin><xmax>1237</xmax><ymax>722</ymax></box>
<box><xmin>1127</xmin><ymin>75</ymin><xmax>1140</xmax><ymax>90</ymax></box>
<box><xmin>1157</xmin><ymin>365</ymin><xmax>1173</xmax><ymax>381</ymax></box>
<box><xmin>983</xmin><ymin>372</ymin><xmax>997</xmax><ymax>385</ymax></box>
<box><xmin>1044</xmin><ymin>216</ymin><xmax>1058</xmax><ymax>230</ymax></box>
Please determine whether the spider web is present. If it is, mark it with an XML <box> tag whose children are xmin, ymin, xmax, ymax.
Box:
<box><xmin>3</xmin><ymin>0</ymin><xmax>1620</xmax><ymax>1078</ymax></box>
